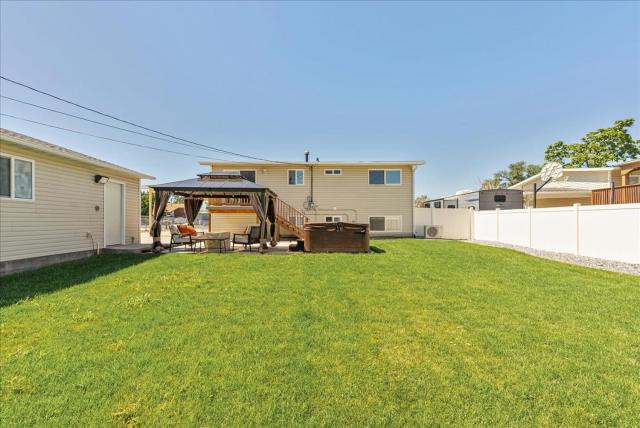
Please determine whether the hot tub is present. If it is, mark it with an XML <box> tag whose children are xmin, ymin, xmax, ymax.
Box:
<box><xmin>303</xmin><ymin>222</ymin><xmax>369</xmax><ymax>253</ymax></box>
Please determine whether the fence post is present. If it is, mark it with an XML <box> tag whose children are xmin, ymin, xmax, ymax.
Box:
<box><xmin>609</xmin><ymin>182</ymin><xmax>615</xmax><ymax>205</ymax></box>
<box><xmin>574</xmin><ymin>203</ymin><xmax>581</xmax><ymax>256</ymax></box>
<box><xmin>528</xmin><ymin>206</ymin><xmax>532</xmax><ymax>248</ymax></box>
<box><xmin>496</xmin><ymin>208</ymin><xmax>500</xmax><ymax>242</ymax></box>
<box><xmin>430</xmin><ymin>205</ymin><xmax>435</xmax><ymax>227</ymax></box>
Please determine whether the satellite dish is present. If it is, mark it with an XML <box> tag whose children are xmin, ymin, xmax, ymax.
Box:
<box><xmin>540</xmin><ymin>162</ymin><xmax>563</xmax><ymax>182</ymax></box>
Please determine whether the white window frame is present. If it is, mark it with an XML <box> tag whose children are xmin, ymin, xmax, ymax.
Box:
<box><xmin>324</xmin><ymin>215</ymin><xmax>342</xmax><ymax>222</ymax></box>
<box><xmin>368</xmin><ymin>169</ymin><xmax>402</xmax><ymax>186</ymax></box>
<box><xmin>324</xmin><ymin>169</ymin><xmax>342</xmax><ymax>176</ymax></box>
<box><xmin>287</xmin><ymin>169</ymin><xmax>305</xmax><ymax>185</ymax></box>
<box><xmin>223</xmin><ymin>169</ymin><xmax>257</xmax><ymax>183</ymax></box>
<box><xmin>368</xmin><ymin>215</ymin><xmax>402</xmax><ymax>232</ymax></box>
<box><xmin>0</xmin><ymin>153</ymin><xmax>36</xmax><ymax>202</ymax></box>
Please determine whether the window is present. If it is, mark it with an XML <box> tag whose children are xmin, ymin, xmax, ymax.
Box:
<box><xmin>369</xmin><ymin>216</ymin><xmax>402</xmax><ymax>232</ymax></box>
<box><xmin>325</xmin><ymin>215</ymin><xmax>342</xmax><ymax>222</ymax></box>
<box><xmin>494</xmin><ymin>194</ymin><xmax>507</xmax><ymax>203</ymax></box>
<box><xmin>629</xmin><ymin>174</ymin><xmax>640</xmax><ymax>185</ymax></box>
<box><xmin>369</xmin><ymin>169</ymin><xmax>401</xmax><ymax>185</ymax></box>
<box><xmin>239</xmin><ymin>170</ymin><xmax>256</xmax><ymax>183</ymax></box>
<box><xmin>14</xmin><ymin>159</ymin><xmax>33</xmax><ymax>199</ymax></box>
<box><xmin>324</xmin><ymin>169</ymin><xmax>342</xmax><ymax>176</ymax></box>
<box><xmin>0</xmin><ymin>155</ymin><xmax>34</xmax><ymax>200</ymax></box>
<box><xmin>288</xmin><ymin>169</ymin><xmax>304</xmax><ymax>185</ymax></box>
<box><xmin>0</xmin><ymin>156</ymin><xmax>10</xmax><ymax>197</ymax></box>
<box><xmin>224</xmin><ymin>169</ymin><xmax>256</xmax><ymax>183</ymax></box>
<box><xmin>434</xmin><ymin>201</ymin><xmax>442</xmax><ymax>208</ymax></box>
<box><xmin>447</xmin><ymin>205</ymin><xmax>456</xmax><ymax>209</ymax></box>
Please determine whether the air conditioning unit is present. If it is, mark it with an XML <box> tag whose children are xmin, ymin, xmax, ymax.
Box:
<box><xmin>424</xmin><ymin>225</ymin><xmax>443</xmax><ymax>239</ymax></box>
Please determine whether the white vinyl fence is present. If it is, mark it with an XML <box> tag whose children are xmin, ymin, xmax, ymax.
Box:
<box><xmin>414</xmin><ymin>207</ymin><xmax>473</xmax><ymax>239</ymax></box>
<box><xmin>473</xmin><ymin>204</ymin><xmax>640</xmax><ymax>264</ymax></box>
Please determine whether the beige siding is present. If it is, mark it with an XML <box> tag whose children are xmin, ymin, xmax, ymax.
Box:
<box><xmin>211</xmin><ymin>164</ymin><xmax>416</xmax><ymax>236</ymax></box>
<box><xmin>210</xmin><ymin>212</ymin><xmax>258</xmax><ymax>234</ymax></box>
<box><xmin>610</xmin><ymin>169</ymin><xmax>623</xmax><ymax>187</ymax></box>
<box><xmin>535</xmin><ymin>197</ymin><xmax>592</xmax><ymax>208</ymax></box>
<box><xmin>0</xmin><ymin>140</ymin><xmax>141</xmax><ymax>262</ymax></box>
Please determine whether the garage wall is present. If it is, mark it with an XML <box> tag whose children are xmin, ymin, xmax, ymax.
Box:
<box><xmin>0</xmin><ymin>140</ymin><xmax>141</xmax><ymax>262</ymax></box>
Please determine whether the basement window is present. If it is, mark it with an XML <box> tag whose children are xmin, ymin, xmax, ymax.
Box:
<box><xmin>369</xmin><ymin>216</ymin><xmax>402</xmax><ymax>232</ymax></box>
<box><xmin>325</xmin><ymin>215</ymin><xmax>342</xmax><ymax>222</ymax></box>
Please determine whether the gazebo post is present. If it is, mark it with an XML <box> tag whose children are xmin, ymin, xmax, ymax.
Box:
<box><xmin>259</xmin><ymin>190</ymin><xmax>268</xmax><ymax>252</ymax></box>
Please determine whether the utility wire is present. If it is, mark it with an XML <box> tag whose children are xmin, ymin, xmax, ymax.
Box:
<box><xmin>0</xmin><ymin>113</ymin><xmax>224</xmax><ymax>160</ymax></box>
<box><xmin>1</xmin><ymin>95</ymin><xmax>237</xmax><ymax>159</ymax></box>
<box><xmin>0</xmin><ymin>75</ymin><xmax>303</xmax><ymax>165</ymax></box>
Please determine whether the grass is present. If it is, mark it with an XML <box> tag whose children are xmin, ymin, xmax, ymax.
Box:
<box><xmin>1</xmin><ymin>240</ymin><xmax>639</xmax><ymax>426</ymax></box>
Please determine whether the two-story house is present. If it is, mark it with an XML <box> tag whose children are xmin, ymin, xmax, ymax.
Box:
<box><xmin>200</xmin><ymin>159</ymin><xmax>424</xmax><ymax>238</ymax></box>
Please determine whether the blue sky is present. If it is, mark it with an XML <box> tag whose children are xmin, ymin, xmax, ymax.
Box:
<box><xmin>1</xmin><ymin>1</ymin><xmax>638</xmax><ymax>197</ymax></box>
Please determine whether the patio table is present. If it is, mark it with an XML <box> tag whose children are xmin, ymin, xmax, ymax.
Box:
<box><xmin>193</xmin><ymin>236</ymin><xmax>228</xmax><ymax>253</ymax></box>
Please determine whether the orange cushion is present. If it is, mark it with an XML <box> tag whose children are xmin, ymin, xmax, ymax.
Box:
<box><xmin>185</xmin><ymin>225</ymin><xmax>197</xmax><ymax>236</ymax></box>
<box><xmin>177</xmin><ymin>224</ymin><xmax>192</xmax><ymax>235</ymax></box>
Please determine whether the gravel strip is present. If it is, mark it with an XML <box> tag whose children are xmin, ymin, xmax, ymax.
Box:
<box><xmin>470</xmin><ymin>240</ymin><xmax>640</xmax><ymax>276</ymax></box>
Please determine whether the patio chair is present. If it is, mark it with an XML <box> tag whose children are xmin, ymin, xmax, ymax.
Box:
<box><xmin>232</xmin><ymin>225</ymin><xmax>261</xmax><ymax>251</ymax></box>
<box><xmin>169</xmin><ymin>224</ymin><xmax>195</xmax><ymax>251</ymax></box>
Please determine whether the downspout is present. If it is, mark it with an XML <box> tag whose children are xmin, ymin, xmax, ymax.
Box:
<box><xmin>310</xmin><ymin>165</ymin><xmax>314</xmax><ymax>205</ymax></box>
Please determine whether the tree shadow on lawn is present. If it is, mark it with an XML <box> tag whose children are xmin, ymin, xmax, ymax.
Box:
<box><xmin>0</xmin><ymin>254</ymin><xmax>157</xmax><ymax>308</ymax></box>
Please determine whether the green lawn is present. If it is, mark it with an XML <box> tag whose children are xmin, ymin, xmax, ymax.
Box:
<box><xmin>1</xmin><ymin>240</ymin><xmax>639</xmax><ymax>426</ymax></box>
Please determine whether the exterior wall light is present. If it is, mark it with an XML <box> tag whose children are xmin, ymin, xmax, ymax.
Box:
<box><xmin>94</xmin><ymin>175</ymin><xmax>110</xmax><ymax>184</ymax></box>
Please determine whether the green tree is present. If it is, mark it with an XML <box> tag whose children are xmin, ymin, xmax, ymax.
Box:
<box><xmin>170</xmin><ymin>195</ymin><xmax>185</xmax><ymax>204</ymax></box>
<box><xmin>481</xmin><ymin>161</ymin><xmax>542</xmax><ymax>189</ymax></box>
<box><xmin>140</xmin><ymin>191</ymin><xmax>149</xmax><ymax>216</ymax></box>
<box><xmin>544</xmin><ymin>118</ymin><xmax>640</xmax><ymax>167</ymax></box>
<box><xmin>414</xmin><ymin>194</ymin><xmax>429</xmax><ymax>207</ymax></box>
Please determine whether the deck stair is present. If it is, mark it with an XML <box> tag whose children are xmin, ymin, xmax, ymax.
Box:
<box><xmin>275</xmin><ymin>198</ymin><xmax>308</xmax><ymax>239</ymax></box>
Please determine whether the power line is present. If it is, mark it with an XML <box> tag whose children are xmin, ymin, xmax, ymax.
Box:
<box><xmin>1</xmin><ymin>95</ymin><xmax>237</xmax><ymax>159</ymax></box>
<box><xmin>0</xmin><ymin>75</ymin><xmax>303</xmax><ymax>165</ymax></box>
<box><xmin>0</xmin><ymin>113</ymin><xmax>226</xmax><ymax>160</ymax></box>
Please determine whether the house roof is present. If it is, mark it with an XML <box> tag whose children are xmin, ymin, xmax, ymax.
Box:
<box><xmin>616</xmin><ymin>158</ymin><xmax>640</xmax><ymax>167</ymax></box>
<box><xmin>0</xmin><ymin>128</ymin><xmax>155</xmax><ymax>179</ymax></box>
<box><xmin>150</xmin><ymin>173</ymin><xmax>274</xmax><ymax>195</ymax></box>
<box><xmin>509</xmin><ymin>167</ymin><xmax>618</xmax><ymax>189</ymax></box>
<box><xmin>518</xmin><ymin>181</ymin><xmax>612</xmax><ymax>194</ymax></box>
<box><xmin>198</xmin><ymin>160</ymin><xmax>425</xmax><ymax>167</ymax></box>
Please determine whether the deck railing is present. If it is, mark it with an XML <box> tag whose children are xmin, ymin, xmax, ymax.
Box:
<box><xmin>591</xmin><ymin>184</ymin><xmax>640</xmax><ymax>205</ymax></box>
<box><xmin>208</xmin><ymin>196</ymin><xmax>251</xmax><ymax>206</ymax></box>
<box><xmin>275</xmin><ymin>198</ymin><xmax>308</xmax><ymax>238</ymax></box>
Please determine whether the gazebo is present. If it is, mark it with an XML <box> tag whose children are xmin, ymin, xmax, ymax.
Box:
<box><xmin>149</xmin><ymin>172</ymin><xmax>278</xmax><ymax>251</ymax></box>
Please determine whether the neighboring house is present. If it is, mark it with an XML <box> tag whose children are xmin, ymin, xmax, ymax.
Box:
<box><xmin>509</xmin><ymin>165</ymin><xmax>625</xmax><ymax>208</ymax></box>
<box><xmin>0</xmin><ymin>129</ymin><xmax>153</xmax><ymax>275</ymax></box>
<box><xmin>200</xmin><ymin>160</ymin><xmax>424</xmax><ymax>237</ymax></box>
<box><xmin>617</xmin><ymin>159</ymin><xmax>640</xmax><ymax>186</ymax></box>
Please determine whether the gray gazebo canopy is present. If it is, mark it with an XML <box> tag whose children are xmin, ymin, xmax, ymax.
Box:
<box><xmin>149</xmin><ymin>172</ymin><xmax>278</xmax><ymax>249</ymax></box>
